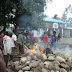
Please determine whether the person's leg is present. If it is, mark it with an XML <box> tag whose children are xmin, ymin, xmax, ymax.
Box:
<box><xmin>11</xmin><ymin>47</ymin><xmax>15</xmax><ymax>57</ymax></box>
<box><xmin>53</xmin><ymin>42</ymin><xmax>56</xmax><ymax>50</ymax></box>
<box><xmin>19</xmin><ymin>44</ymin><xmax>24</xmax><ymax>54</ymax></box>
<box><xmin>20</xmin><ymin>44</ymin><xmax>24</xmax><ymax>54</ymax></box>
<box><xmin>43</xmin><ymin>42</ymin><xmax>45</xmax><ymax>53</ymax></box>
<box><xmin>4</xmin><ymin>55</ymin><xmax>9</xmax><ymax>68</ymax></box>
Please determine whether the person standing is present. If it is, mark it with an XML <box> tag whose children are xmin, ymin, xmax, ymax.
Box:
<box><xmin>51</xmin><ymin>31</ymin><xmax>57</xmax><ymax>49</ymax></box>
<box><xmin>12</xmin><ymin>30</ymin><xmax>17</xmax><ymax>46</ymax></box>
<box><xmin>17</xmin><ymin>32</ymin><xmax>25</xmax><ymax>54</ymax></box>
<box><xmin>57</xmin><ymin>33</ymin><xmax>61</xmax><ymax>43</ymax></box>
<box><xmin>43</xmin><ymin>32</ymin><xmax>48</xmax><ymax>52</ymax></box>
<box><xmin>3</xmin><ymin>32</ymin><xmax>12</xmax><ymax>67</ymax></box>
<box><xmin>11</xmin><ymin>30</ymin><xmax>17</xmax><ymax>56</ymax></box>
<box><xmin>8</xmin><ymin>32</ymin><xmax>15</xmax><ymax>60</ymax></box>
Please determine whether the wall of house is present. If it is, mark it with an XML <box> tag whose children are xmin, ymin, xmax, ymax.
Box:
<box><xmin>70</xmin><ymin>30</ymin><xmax>72</xmax><ymax>37</ymax></box>
<box><xmin>63</xmin><ymin>28</ymin><xmax>70</xmax><ymax>38</ymax></box>
<box><xmin>33</xmin><ymin>29</ymin><xmax>44</xmax><ymax>37</ymax></box>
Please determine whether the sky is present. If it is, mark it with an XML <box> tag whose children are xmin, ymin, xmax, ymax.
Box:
<box><xmin>44</xmin><ymin>0</ymin><xmax>72</xmax><ymax>18</ymax></box>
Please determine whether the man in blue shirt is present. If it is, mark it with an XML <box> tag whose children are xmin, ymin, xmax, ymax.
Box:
<box><xmin>51</xmin><ymin>31</ymin><xmax>57</xmax><ymax>49</ymax></box>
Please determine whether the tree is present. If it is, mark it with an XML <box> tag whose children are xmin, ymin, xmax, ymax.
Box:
<box><xmin>52</xmin><ymin>14</ymin><xmax>60</xmax><ymax>20</ymax></box>
<box><xmin>0</xmin><ymin>0</ymin><xmax>52</xmax><ymax>31</ymax></box>
<box><xmin>0</xmin><ymin>0</ymin><xmax>18</xmax><ymax>31</ymax></box>
<box><xmin>62</xmin><ymin>4</ymin><xmax>72</xmax><ymax>27</ymax></box>
<box><xmin>17</xmin><ymin>0</ymin><xmax>47</xmax><ymax>30</ymax></box>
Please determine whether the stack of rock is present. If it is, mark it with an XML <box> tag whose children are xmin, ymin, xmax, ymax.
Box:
<box><xmin>9</xmin><ymin>52</ymin><xmax>72</xmax><ymax>72</ymax></box>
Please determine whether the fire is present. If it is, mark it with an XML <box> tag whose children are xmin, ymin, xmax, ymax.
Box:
<box><xmin>29</xmin><ymin>43</ymin><xmax>45</xmax><ymax>55</ymax></box>
<box><xmin>30</xmin><ymin>49</ymin><xmax>36</xmax><ymax>55</ymax></box>
<box><xmin>30</xmin><ymin>43</ymin><xmax>38</xmax><ymax>55</ymax></box>
<box><xmin>40</xmin><ymin>47</ymin><xmax>44</xmax><ymax>54</ymax></box>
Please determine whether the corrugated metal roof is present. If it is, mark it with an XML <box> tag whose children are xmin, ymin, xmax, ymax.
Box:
<box><xmin>43</xmin><ymin>17</ymin><xmax>66</xmax><ymax>24</ymax></box>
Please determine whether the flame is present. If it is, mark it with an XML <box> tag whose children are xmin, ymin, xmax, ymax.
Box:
<box><xmin>30</xmin><ymin>43</ymin><xmax>44</xmax><ymax>55</ymax></box>
<box><xmin>40</xmin><ymin>47</ymin><xmax>44</xmax><ymax>54</ymax></box>
<box><xmin>30</xmin><ymin>49</ymin><xmax>36</xmax><ymax>55</ymax></box>
<box><xmin>30</xmin><ymin>43</ymin><xmax>38</xmax><ymax>55</ymax></box>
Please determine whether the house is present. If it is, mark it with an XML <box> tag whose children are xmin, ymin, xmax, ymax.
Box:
<box><xmin>43</xmin><ymin>17</ymin><xmax>66</xmax><ymax>37</ymax></box>
<box><xmin>63</xmin><ymin>27</ymin><xmax>72</xmax><ymax>38</ymax></box>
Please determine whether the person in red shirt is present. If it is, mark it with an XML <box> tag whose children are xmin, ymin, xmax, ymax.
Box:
<box><xmin>43</xmin><ymin>32</ymin><xmax>48</xmax><ymax>53</ymax></box>
<box><xmin>43</xmin><ymin>32</ymin><xmax>48</xmax><ymax>43</ymax></box>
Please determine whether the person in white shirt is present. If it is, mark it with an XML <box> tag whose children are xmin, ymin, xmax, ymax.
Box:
<box><xmin>12</xmin><ymin>33</ymin><xmax>17</xmax><ymax>42</ymax></box>
<box><xmin>12</xmin><ymin>31</ymin><xmax>17</xmax><ymax>46</ymax></box>
<box><xmin>11</xmin><ymin>31</ymin><xmax>17</xmax><ymax>58</ymax></box>
<box><xmin>3</xmin><ymin>32</ymin><xmax>12</xmax><ymax>67</ymax></box>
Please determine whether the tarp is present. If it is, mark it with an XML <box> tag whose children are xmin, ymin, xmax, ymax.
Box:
<box><xmin>43</xmin><ymin>17</ymin><xmax>66</xmax><ymax>24</ymax></box>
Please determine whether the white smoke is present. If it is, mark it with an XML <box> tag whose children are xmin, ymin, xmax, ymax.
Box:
<box><xmin>54</xmin><ymin>44</ymin><xmax>72</xmax><ymax>58</ymax></box>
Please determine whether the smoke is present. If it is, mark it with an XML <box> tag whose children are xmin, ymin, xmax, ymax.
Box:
<box><xmin>54</xmin><ymin>44</ymin><xmax>72</xmax><ymax>58</ymax></box>
<box><xmin>18</xmin><ymin>14</ymin><xmax>32</xmax><ymax>28</ymax></box>
<box><xmin>37</xmin><ymin>39</ymin><xmax>72</xmax><ymax>58</ymax></box>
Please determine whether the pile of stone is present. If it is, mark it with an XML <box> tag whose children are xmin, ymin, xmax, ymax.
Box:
<box><xmin>9</xmin><ymin>51</ymin><xmax>72</xmax><ymax>72</ymax></box>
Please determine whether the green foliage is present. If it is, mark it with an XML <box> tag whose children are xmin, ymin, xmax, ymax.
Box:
<box><xmin>62</xmin><ymin>5</ymin><xmax>72</xmax><ymax>27</ymax></box>
<box><xmin>0</xmin><ymin>0</ymin><xmax>52</xmax><ymax>30</ymax></box>
<box><xmin>31</xmin><ymin>12</ymin><xmax>46</xmax><ymax>30</ymax></box>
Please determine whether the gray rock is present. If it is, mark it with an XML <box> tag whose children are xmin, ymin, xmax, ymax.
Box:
<box><xmin>24</xmin><ymin>71</ymin><xmax>30</xmax><ymax>72</ymax></box>
<box><xmin>53</xmin><ymin>61</ymin><xmax>60</xmax><ymax>65</ymax></box>
<box><xmin>55</xmin><ymin>56</ymin><xmax>65</xmax><ymax>63</ymax></box>
<box><xmin>20</xmin><ymin>57</ymin><xmax>28</xmax><ymax>64</ymax></box>
<box><xmin>30</xmin><ymin>71</ymin><xmax>33</xmax><ymax>72</ymax></box>
<box><xmin>32</xmin><ymin>56</ymin><xmax>38</xmax><ymax>60</ymax></box>
<box><xmin>15</xmin><ymin>65</ymin><xmax>23</xmax><ymax>70</ymax></box>
<box><xmin>48</xmin><ymin>56</ymin><xmax>55</xmax><ymax>61</ymax></box>
<box><xmin>29</xmin><ymin>61</ymin><xmax>39</xmax><ymax>68</ymax></box>
<box><xmin>44</xmin><ymin>61</ymin><xmax>51</xmax><ymax>69</ymax></box>
<box><xmin>42</xmin><ymin>68</ymin><xmax>47</xmax><ymax>72</ymax></box>
<box><xmin>44</xmin><ymin>64</ymin><xmax>49</xmax><ymax>69</ymax></box>
<box><xmin>51</xmin><ymin>70</ymin><xmax>55</xmax><ymax>72</ymax></box>
<box><xmin>13</xmin><ymin>61</ymin><xmax>19</xmax><ymax>66</ymax></box>
<box><xmin>60</xmin><ymin>68</ymin><xmax>67</xmax><ymax>72</ymax></box>
<box><xmin>27</xmin><ymin>56</ymin><xmax>32</xmax><ymax>61</ymax></box>
<box><xmin>18</xmin><ymin>70</ymin><xmax>23</xmax><ymax>72</ymax></box>
<box><xmin>69</xmin><ymin>70</ymin><xmax>72</xmax><ymax>72</ymax></box>
<box><xmin>67</xmin><ymin>62</ymin><xmax>72</xmax><ymax>70</ymax></box>
<box><xmin>39</xmin><ymin>62</ymin><xmax>44</xmax><ymax>68</ymax></box>
<box><xmin>44</xmin><ymin>61</ymin><xmax>51</xmax><ymax>65</ymax></box>
<box><xmin>46</xmin><ymin>48</ymin><xmax>53</xmax><ymax>54</ymax></box>
<box><xmin>59</xmin><ymin>63</ymin><xmax>70</xmax><ymax>71</ymax></box>
<box><xmin>25</xmin><ymin>61</ymin><xmax>31</xmax><ymax>66</ymax></box>
<box><xmin>51</xmin><ymin>70</ymin><xmax>59</xmax><ymax>72</ymax></box>
<box><xmin>22</xmin><ymin>66</ymin><xmax>30</xmax><ymax>71</ymax></box>
<box><xmin>42</xmin><ymin>54</ymin><xmax>47</xmax><ymax>61</ymax></box>
<box><xmin>48</xmin><ymin>62</ymin><xmax>60</xmax><ymax>71</ymax></box>
<box><xmin>63</xmin><ymin>54</ymin><xmax>70</xmax><ymax>60</ymax></box>
<box><xmin>56</xmin><ymin>71</ymin><xmax>59</xmax><ymax>72</ymax></box>
<box><xmin>33</xmin><ymin>66</ymin><xmax>41</xmax><ymax>72</ymax></box>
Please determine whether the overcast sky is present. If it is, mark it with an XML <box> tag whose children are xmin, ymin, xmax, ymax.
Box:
<box><xmin>44</xmin><ymin>0</ymin><xmax>72</xmax><ymax>18</ymax></box>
